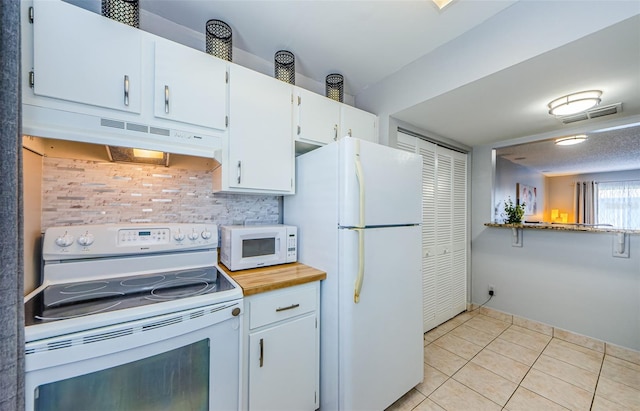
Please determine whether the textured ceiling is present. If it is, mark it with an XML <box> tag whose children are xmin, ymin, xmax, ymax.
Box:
<box><xmin>497</xmin><ymin>124</ymin><xmax>640</xmax><ymax>176</ymax></box>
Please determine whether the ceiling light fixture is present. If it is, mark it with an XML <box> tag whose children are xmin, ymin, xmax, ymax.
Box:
<box><xmin>555</xmin><ymin>135</ymin><xmax>588</xmax><ymax>146</ymax></box>
<box><xmin>548</xmin><ymin>90</ymin><xmax>602</xmax><ymax>116</ymax></box>
<box><xmin>432</xmin><ymin>0</ymin><xmax>454</xmax><ymax>10</ymax></box>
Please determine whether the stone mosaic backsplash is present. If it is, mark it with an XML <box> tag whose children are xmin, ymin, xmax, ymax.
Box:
<box><xmin>41</xmin><ymin>157</ymin><xmax>279</xmax><ymax>230</ymax></box>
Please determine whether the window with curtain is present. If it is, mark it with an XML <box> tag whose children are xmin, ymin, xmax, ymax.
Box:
<box><xmin>597</xmin><ymin>180</ymin><xmax>640</xmax><ymax>229</ymax></box>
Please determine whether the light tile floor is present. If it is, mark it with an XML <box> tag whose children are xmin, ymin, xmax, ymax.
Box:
<box><xmin>386</xmin><ymin>310</ymin><xmax>640</xmax><ymax>411</ymax></box>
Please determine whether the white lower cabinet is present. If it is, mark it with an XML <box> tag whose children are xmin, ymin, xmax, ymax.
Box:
<box><xmin>243</xmin><ymin>282</ymin><xmax>320</xmax><ymax>411</ymax></box>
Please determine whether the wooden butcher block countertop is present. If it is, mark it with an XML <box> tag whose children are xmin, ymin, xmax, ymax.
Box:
<box><xmin>219</xmin><ymin>262</ymin><xmax>326</xmax><ymax>296</ymax></box>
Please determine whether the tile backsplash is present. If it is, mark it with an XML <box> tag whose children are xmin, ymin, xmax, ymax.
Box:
<box><xmin>41</xmin><ymin>157</ymin><xmax>279</xmax><ymax>230</ymax></box>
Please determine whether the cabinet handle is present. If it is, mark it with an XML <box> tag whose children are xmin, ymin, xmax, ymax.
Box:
<box><xmin>275</xmin><ymin>303</ymin><xmax>300</xmax><ymax>312</ymax></box>
<box><xmin>297</xmin><ymin>125</ymin><xmax>301</xmax><ymax>135</ymax></box>
<box><xmin>237</xmin><ymin>161</ymin><xmax>242</xmax><ymax>184</ymax></box>
<box><xmin>348</xmin><ymin>128</ymin><xmax>353</xmax><ymax>137</ymax></box>
<box><xmin>259</xmin><ymin>338</ymin><xmax>264</xmax><ymax>367</ymax></box>
<box><xmin>334</xmin><ymin>124</ymin><xmax>338</xmax><ymax>141</ymax></box>
<box><xmin>164</xmin><ymin>85</ymin><xmax>170</xmax><ymax>114</ymax></box>
<box><xmin>123</xmin><ymin>75</ymin><xmax>130</xmax><ymax>107</ymax></box>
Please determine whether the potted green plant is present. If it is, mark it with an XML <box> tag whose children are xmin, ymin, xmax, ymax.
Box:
<box><xmin>503</xmin><ymin>197</ymin><xmax>525</xmax><ymax>224</ymax></box>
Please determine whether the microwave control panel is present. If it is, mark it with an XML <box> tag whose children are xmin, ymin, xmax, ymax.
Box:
<box><xmin>286</xmin><ymin>227</ymin><xmax>298</xmax><ymax>263</ymax></box>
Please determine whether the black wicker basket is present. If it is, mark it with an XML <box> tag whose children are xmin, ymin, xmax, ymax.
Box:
<box><xmin>274</xmin><ymin>50</ymin><xmax>295</xmax><ymax>84</ymax></box>
<box><xmin>101</xmin><ymin>0</ymin><xmax>139</xmax><ymax>28</ymax></box>
<box><xmin>326</xmin><ymin>74</ymin><xmax>344</xmax><ymax>102</ymax></box>
<box><xmin>206</xmin><ymin>19</ymin><xmax>232</xmax><ymax>61</ymax></box>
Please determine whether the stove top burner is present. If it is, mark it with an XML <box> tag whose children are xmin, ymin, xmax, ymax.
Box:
<box><xmin>120</xmin><ymin>275</ymin><xmax>166</xmax><ymax>287</ymax></box>
<box><xmin>60</xmin><ymin>281</ymin><xmax>109</xmax><ymax>294</ymax></box>
<box><xmin>25</xmin><ymin>266</ymin><xmax>236</xmax><ymax>326</ymax></box>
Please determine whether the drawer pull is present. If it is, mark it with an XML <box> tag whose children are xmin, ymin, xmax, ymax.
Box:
<box><xmin>259</xmin><ymin>338</ymin><xmax>264</xmax><ymax>367</ymax></box>
<box><xmin>275</xmin><ymin>303</ymin><xmax>300</xmax><ymax>312</ymax></box>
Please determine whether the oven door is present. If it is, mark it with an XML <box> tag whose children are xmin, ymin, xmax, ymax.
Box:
<box><xmin>25</xmin><ymin>300</ymin><xmax>242</xmax><ymax>411</ymax></box>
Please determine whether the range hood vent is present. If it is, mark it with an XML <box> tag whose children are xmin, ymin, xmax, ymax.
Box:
<box><xmin>560</xmin><ymin>103</ymin><xmax>622</xmax><ymax>124</ymax></box>
<box><xmin>22</xmin><ymin>105</ymin><xmax>223</xmax><ymax>161</ymax></box>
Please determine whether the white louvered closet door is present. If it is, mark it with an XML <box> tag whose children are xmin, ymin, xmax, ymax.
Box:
<box><xmin>397</xmin><ymin>133</ymin><xmax>437</xmax><ymax>331</ymax></box>
<box><xmin>397</xmin><ymin>131</ymin><xmax>467</xmax><ymax>332</ymax></box>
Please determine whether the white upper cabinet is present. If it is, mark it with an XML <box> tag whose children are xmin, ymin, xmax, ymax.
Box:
<box><xmin>221</xmin><ymin>64</ymin><xmax>294</xmax><ymax>194</ymax></box>
<box><xmin>340</xmin><ymin>104</ymin><xmax>378</xmax><ymax>143</ymax></box>
<box><xmin>153</xmin><ymin>40</ymin><xmax>227</xmax><ymax>131</ymax></box>
<box><xmin>293</xmin><ymin>87</ymin><xmax>341</xmax><ymax>146</ymax></box>
<box><xmin>32</xmin><ymin>0</ymin><xmax>142</xmax><ymax>113</ymax></box>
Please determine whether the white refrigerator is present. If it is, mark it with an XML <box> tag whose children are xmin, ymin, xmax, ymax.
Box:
<box><xmin>284</xmin><ymin>137</ymin><xmax>424</xmax><ymax>411</ymax></box>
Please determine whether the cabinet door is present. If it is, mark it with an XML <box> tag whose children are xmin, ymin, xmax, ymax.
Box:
<box><xmin>339</xmin><ymin>105</ymin><xmax>377</xmax><ymax>143</ymax></box>
<box><xmin>228</xmin><ymin>65</ymin><xmax>293</xmax><ymax>192</ymax></box>
<box><xmin>248</xmin><ymin>315</ymin><xmax>317</xmax><ymax>411</ymax></box>
<box><xmin>32</xmin><ymin>0</ymin><xmax>141</xmax><ymax>113</ymax></box>
<box><xmin>294</xmin><ymin>88</ymin><xmax>340</xmax><ymax>145</ymax></box>
<box><xmin>154</xmin><ymin>40</ymin><xmax>227</xmax><ymax>130</ymax></box>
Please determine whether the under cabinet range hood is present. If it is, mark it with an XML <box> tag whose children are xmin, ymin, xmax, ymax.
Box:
<box><xmin>22</xmin><ymin>105</ymin><xmax>223</xmax><ymax>161</ymax></box>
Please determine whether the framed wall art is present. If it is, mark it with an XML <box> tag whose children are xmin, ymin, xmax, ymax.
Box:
<box><xmin>517</xmin><ymin>183</ymin><xmax>537</xmax><ymax>215</ymax></box>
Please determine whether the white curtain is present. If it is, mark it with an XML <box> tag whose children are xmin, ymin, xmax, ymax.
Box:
<box><xmin>597</xmin><ymin>181</ymin><xmax>640</xmax><ymax>229</ymax></box>
<box><xmin>574</xmin><ymin>181</ymin><xmax>597</xmax><ymax>224</ymax></box>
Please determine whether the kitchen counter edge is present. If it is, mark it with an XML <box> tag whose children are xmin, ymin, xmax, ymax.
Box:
<box><xmin>485</xmin><ymin>222</ymin><xmax>640</xmax><ymax>235</ymax></box>
<box><xmin>219</xmin><ymin>262</ymin><xmax>327</xmax><ymax>296</ymax></box>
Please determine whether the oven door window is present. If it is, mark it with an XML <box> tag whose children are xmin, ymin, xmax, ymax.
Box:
<box><xmin>242</xmin><ymin>237</ymin><xmax>276</xmax><ymax>258</ymax></box>
<box><xmin>35</xmin><ymin>339</ymin><xmax>209</xmax><ymax>411</ymax></box>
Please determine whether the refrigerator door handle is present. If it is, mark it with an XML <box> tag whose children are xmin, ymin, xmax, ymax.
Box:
<box><xmin>354</xmin><ymin>139</ymin><xmax>365</xmax><ymax>303</ymax></box>
<box><xmin>354</xmin><ymin>228</ymin><xmax>364</xmax><ymax>303</ymax></box>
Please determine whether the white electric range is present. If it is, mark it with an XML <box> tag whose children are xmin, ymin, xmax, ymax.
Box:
<box><xmin>24</xmin><ymin>223</ymin><xmax>243</xmax><ymax>411</ymax></box>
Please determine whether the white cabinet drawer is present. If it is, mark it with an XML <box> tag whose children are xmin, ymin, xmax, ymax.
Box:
<box><xmin>249</xmin><ymin>285</ymin><xmax>317</xmax><ymax>330</ymax></box>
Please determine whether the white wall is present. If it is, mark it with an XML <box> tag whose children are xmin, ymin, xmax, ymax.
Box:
<box><xmin>495</xmin><ymin>157</ymin><xmax>545</xmax><ymax>223</ymax></box>
<box><xmin>472</xmin><ymin>146</ymin><xmax>640</xmax><ymax>351</ymax></box>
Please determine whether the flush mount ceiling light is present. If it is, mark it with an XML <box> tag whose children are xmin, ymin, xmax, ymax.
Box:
<box><xmin>548</xmin><ymin>90</ymin><xmax>602</xmax><ymax>116</ymax></box>
<box><xmin>555</xmin><ymin>135</ymin><xmax>588</xmax><ymax>146</ymax></box>
<box><xmin>432</xmin><ymin>0</ymin><xmax>454</xmax><ymax>10</ymax></box>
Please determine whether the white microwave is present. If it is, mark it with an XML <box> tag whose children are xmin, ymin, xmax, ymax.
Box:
<box><xmin>220</xmin><ymin>225</ymin><xmax>297</xmax><ymax>271</ymax></box>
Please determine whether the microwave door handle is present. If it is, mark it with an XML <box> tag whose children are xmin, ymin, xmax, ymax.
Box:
<box><xmin>277</xmin><ymin>237</ymin><xmax>280</xmax><ymax>253</ymax></box>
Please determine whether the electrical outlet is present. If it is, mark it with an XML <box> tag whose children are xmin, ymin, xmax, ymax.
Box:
<box><xmin>488</xmin><ymin>285</ymin><xmax>495</xmax><ymax>296</ymax></box>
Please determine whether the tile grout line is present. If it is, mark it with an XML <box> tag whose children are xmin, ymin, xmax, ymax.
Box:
<box><xmin>589</xmin><ymin>350</ymin><xmax>606</xmax><ymax>410</ymax></box>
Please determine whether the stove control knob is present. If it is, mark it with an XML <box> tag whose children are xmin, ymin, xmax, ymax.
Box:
<box><xmin>174</xmin><ymin>230</ymin><xmax>185</xmax><ymax>242</ymax></box>
<box><xmin>77</xmin><ymin>232</ymin><xmax>95</xmax><ymax>246</ymax></box>
<box><xmin>55</xmin><ymin>233</ymin><xmax>74</xmax><ymax>247</ymax></box>
<box><xmin>201</xmin><ymin>229</ymin><xmax>212</xmax><ymax>240</ymax></box>
<box><xmin>188</xmin><ymin>229</ymin><xmax>200</xmax><ymax>241</ymax></box>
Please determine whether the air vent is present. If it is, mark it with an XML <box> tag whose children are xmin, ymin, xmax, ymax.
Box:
<box><xmin>141</xmin><ymin>316</ymin><xmax>182</xmax><ymax>331</ymax></box>
<box><xmin>150</xmin><ymin>126</ymin><xmax>171</xmax><ymax>136</ymax></box>
<box><xmin>47</xmin><ymin>339</ymin><xmax>72</xmax><ymax>351</ymax></box>
<box><xmin>126</xmin><ymin>122</ymin><xmax>149</xmax><ymax>133</ymax></box>
<box><xmin>560</xmin><ymin>103</ymin><xmax>622</xmax><ymax>124</ymax></box>
<box><xmin>190</xmin><ymin>310</ymin><xmax>205</xmax><ymax>319</ymax></box>
<box><xmin>84</xmin><ymin>328</ymin><xmax>134</xmax><ymax>344</ymax></box>
<box><xmin>101</xmin><ymin>118</ymin><xmax>125</xmax><ymax>129</ymax></box>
